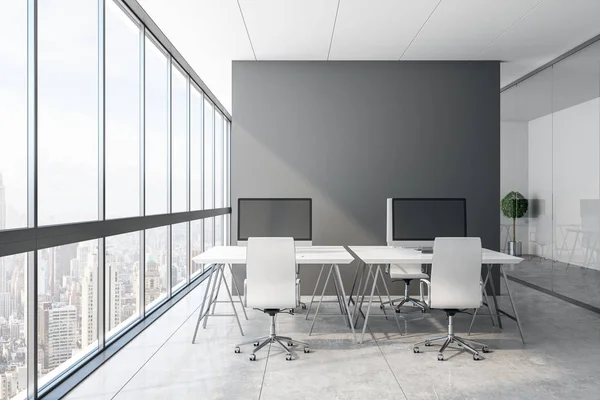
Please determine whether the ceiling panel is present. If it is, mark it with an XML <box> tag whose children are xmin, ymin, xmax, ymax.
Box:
<box><xmin>403</xmin><ymin>0</ymin><xmax>540</xmax><ymax>60</ymax></box>
<box><xmin>138</xmin><ymin>0</ymin><xmax>253</xmax><ymax>113</ymax></box>
<box><xmin>238</xmin><ymin>0</ymin><xmax>339</xmax><ymax>60</ymax></box>
<box><xmin>477</xmin><ymin>0</ymin><xmax>600</xmax><ymax>86</ymax></box>
<box><xmin>328</xmin><ymin>0</ymin><xmax>439</xmax><ymax>60</ymax></box>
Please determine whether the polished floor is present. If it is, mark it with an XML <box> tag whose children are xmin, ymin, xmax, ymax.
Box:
<box><xmin>66</xmin><ymin>272</ymin><xmax>600</xmax><ymax>400</ymax></box>
<box><xmin>508</xmin><ymin>256</ymin><xmax>600</xmax><ymax>310</ymax></box>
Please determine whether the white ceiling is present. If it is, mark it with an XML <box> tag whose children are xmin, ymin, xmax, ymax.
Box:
<box><xmin>138</xmin><ymin>0</ymin><xmax>600</xmax><ymax>114</ymax></box>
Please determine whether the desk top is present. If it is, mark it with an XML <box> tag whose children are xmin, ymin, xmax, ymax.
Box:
<box><xmin>192</xmin><ymin>246</ymin><xmax>355</xmax><ymax>265</ymax></box>
<box><xmin>349</xmin><ymin>246</ymin><xmax>523</xmax><ymax>265</ymax></box>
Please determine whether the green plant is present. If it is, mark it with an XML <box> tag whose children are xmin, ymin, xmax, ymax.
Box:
<box><xmin>501</xmin><ymin>191</ymin><xmax>528</xmax><ymax>242</ymax></box>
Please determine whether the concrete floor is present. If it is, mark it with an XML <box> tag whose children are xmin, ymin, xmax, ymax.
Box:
<box><xmin>65</xmin><ymin>272</ymin><xmax>600</xmax><ymax>400</ymax></box>
<box><xmin>508</xmin><ymin>256</ymin><xmax>600</xmax><ymax>309</ymax></box>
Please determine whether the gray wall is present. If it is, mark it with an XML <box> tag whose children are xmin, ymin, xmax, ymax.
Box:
<box><xmin>232</xmin><ymin>61</ymin><xmax>500</xmax><ymax>294</ymax></box>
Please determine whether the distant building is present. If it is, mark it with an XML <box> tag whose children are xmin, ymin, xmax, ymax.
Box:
<box><xmin>39</xmin><ymin>302</ymin><xmax>78</xmax><ymax>370</ymax></box>
<box><xmin>145</xmin><ymin>257</ymin><xmax>162</xmax><ymax>306</ymax></box>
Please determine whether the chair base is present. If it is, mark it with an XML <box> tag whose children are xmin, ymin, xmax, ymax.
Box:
<box><xmin>412</xmin><ymin>313</ymin><xmax>489</xmax><ymax>361</ymax></box>
<box><xmin>393</xmin><ymin>297</ymin><xmax>427</xmax><ymax>312</ymax></box>
<box><xmin>234</xmin><ymin>313</ymin><xmax>309</xmax><ymax>361</ymax></box>
<box><xmin>381</xmin><ymin>279</ymin><xmax>427</xmax><ymax>313</ymax></box>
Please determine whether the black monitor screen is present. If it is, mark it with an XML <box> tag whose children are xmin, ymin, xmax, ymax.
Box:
<box><xmin>237</xmin><ymin>198</ymin><xmax>312</xmax><ymax>241</ymax></box>
<box><xmin>392</xmin><ymin>198</ymin><xmax>467</xmax><ymax>241</ymax></box>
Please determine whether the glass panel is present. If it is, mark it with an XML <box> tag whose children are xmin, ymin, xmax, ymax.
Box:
<box><xmin>0</xmin><ymin>253</ymin><xmax>27</xmax><ymax>399</ymax></box>
<box><xmin>191</xmin><ymin>220</ymin><xmax>203</xmax><ymax>276</ymax></box>
<box><xmin>0</xmin><ymin>0</ymin><xmax>27</xmax><ymax>230</ymax></box>
<box><xmin>144</xmin><ymin>36</ymin><xmax>169</xmax><ymax>215</ymax></box>
<box><xmin>171</xmin><ymin>223</ymin><xmax>188</xmax><ymax>290</ymax></box>
<box><xmin>215</xmin><ymin>215</ymin><xmax>224</xmax><ymax>246</ymax></box>
<box><xmin>190</xmin><ymin>86</ymin><xmax>203</xmax><ymax>210</ymax></box>
<box><xmin>204</xmin><ymin>217</ymin><xmax>214</xmax><ymax>252</ymax></box>
<box><xmin>171</xmin><ymin>65</ymin><xmax>187</xmax><ymax>213</ymax></box>
<box><xmin>509</xmin><ymin>69</ymin><xmax>554</xmax><ymax>291</ymax></box>
<box><xmin>214</xmin><ymin>113</ymin><xmax>224</xmax><ymax>208</ymax></box>
<box><xmin>38</xmin><ymin>240</ymin><xmax>99</xmax><ymax>387</ymax></box>
<box><xmin>38</xmin><ymin>0</ymin><xmax>99</xmax><ymax>225</ymax></box>
<box><xmin>225</xmin><ymin>119</ymin><xmax>230</xmax><ymax>208</ymax></box>
<box><xmin>145</xmin><ymin>227</ymin><xmax>168</xmax><ymax>310</ymax></box>
<box><xmin>105</xmin><ymin>1</ymin><xmax>141</xmax><ymax>219</ymax></box>
<box><xmin>551</xmin><ymin>42</ymin><xmax>600</xmax><ymax>307</ymax></box>
<box><xmin>203</xmin><ymin>100</ymin><xmax>214</xmax><ymax>210</ymax></box>
<box><xmin>105</xmin><ymin>232</ymin><xmax>140</xmax><ymax>339</ymax></box>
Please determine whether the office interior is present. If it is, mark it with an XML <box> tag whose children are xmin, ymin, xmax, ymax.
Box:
<box><xmin>1</xmin><ymin>1</ymin><xmax>600</xmax><ymax>399</ymax></box>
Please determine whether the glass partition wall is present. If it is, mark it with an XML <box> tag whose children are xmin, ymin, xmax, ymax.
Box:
<box><xmin>0</xmin><ymin>1</ymin><xmax>231</xmax><ymax>398</ymax></box>
<box><xmin>501</xmin><ymin>40</ymin><xmax>600</xmax><ymax>310</ymax></box>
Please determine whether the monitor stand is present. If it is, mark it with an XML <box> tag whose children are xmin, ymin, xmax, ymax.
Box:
<box><xmin>419</xmin><ymin>247</ymin><xmax>433</xmax><ymax>254</ymax></box>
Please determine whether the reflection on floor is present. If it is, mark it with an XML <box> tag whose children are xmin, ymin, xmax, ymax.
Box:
<box><xmin>65</xmin><ymin>276</ymin><xmax>600</xmax><ymax>400</ymax></box>
<box><xmin>508</xmin><ymin>256</ymin><xmax>600</xmax><ymax>310</ymax></box>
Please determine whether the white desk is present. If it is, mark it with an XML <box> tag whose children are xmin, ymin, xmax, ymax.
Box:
<box><xmin>192</xmin><ymin>246</ymin><xmax>357</xmax><ymax>342</ymax></box>
<box><xmin>349</xmin><ymin>246</ymin><xmax>524</xmax><ymax>344</ymax></box>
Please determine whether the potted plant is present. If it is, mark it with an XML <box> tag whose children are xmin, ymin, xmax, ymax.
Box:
<box><xmin>501</xmin><ymin>191</ymin><xmax>528</xmax><ymax>256</ymax></box>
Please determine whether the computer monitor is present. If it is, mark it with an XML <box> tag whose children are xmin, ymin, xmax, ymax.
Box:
<box><xmin>237</xmin><ymin>198</ymin><xmax>312</xmax><ymax>245</ymax></box>
<box><xmin>387</xmin><ymin>198</ymin><xmax>467</xmax><ymax>248</ymax></box>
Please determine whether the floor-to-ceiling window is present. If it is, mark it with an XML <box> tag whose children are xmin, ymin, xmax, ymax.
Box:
<box><xmin>501</xmin><ymin>39</ymin><xmax>600</xmax><ymax>310</ymax></box>
<box><xmin>0</xmin><ymin>0</ymin><xmax>231</xmax><ymax>397</ymax></box>
<box><xmin>0</xmin><ymin>1</ymin><xmax>28</xmax><ymax>396</ymax></box>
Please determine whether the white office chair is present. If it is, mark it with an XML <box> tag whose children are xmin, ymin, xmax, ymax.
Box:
<box><xmin>384</xmin><ymin>264</ymin><xmax>428</xmax><ymax>312</ymax></box>
<box><xmin>413</xmin><ymin>238</ymin><xmax>489</xmax><ymax>361</ymax></box>
<box><xmin>234</xmin><ymin>238</ymin><xmax>310</xmax><ymax>361</ymax></box>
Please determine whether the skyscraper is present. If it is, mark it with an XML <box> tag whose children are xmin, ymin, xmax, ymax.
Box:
<box><xmin>39</xmin><ymin>302</ymin><xmax>77</xmax><ymax>371</ymax></box>
<box><xmin>81</xmin><ymin>251</ymin><xmax>98</xmax><ymax>348</ymax></box>
<box><xmin>145</xmin><ymin>257</ymin><xmax>161</xmax><ymax>306</ymax></box>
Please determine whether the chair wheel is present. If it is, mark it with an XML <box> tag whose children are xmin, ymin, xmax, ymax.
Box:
<box><xmin>234</xmin><ymin>347</ymin><xmax>241</xmax><ymax>354</ymax></box>
<box><xmin>303</xmin><ymin>347</ymin><xmax>310</xmax><ymax>353</ymax></box>
<box><xmin>482</xmin><ymin>346</ymin><xmax>489</xmax><ymax>353</ymax></box>
<box><xmin>285</xmin><ymin>354</ymin><xmax>292</xmax><ymax>361</ymax></box>
<box><xmin>249</xmin><ymin>354</ymin><xmax>257</xmax><ymax>361</ymax></box>
<box><xmin>253</xmin><ymin>342</ymin><xmax>259</xmax><ymax>347</ymax></box>
<box><xmin>424</xmin><ymin>342</ymin><xmax>432</xmax><ymax>347</ymax></box>
<box><xmin>420</xmin><ymin>308</ymin><xmax>426</xmax><ymax>313</ymax></box>
<box><xmin>413</xmin><ymin>347</ymin><xmax>420</xmax><ymax>353</ymax></box>
<box><xmin>437</xmin><ymin>353</ymin><xmax>444</xmax><ymax>361</ymax></box>
<box><xmin>287</xmin><ymin>342</ymin><xmax>294</xmax><ymax>346</ymax></box>
<box><xmin>473</xmin><ymin>354</ymin><xmax>482</xmax><ymax>361</ymax></box>
<box><xmin>301</xmin><ymin>304</ymin><xmax>307</xmax><ymax>310</ymax></box>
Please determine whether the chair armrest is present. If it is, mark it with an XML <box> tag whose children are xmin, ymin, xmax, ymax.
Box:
<box><xmin>296</xmin><ymin>278</ymin><xmax>301</xmax><ymax>308</ymax></box>
<box><xmin>419</xmin><ymin>279</ymin><xmax>431</xmax><ymax>306</ymax></box>
<box><xmin>243</xmin><ymin>279</ymin><xmax>247</xmax><ymax>308</ymax></box>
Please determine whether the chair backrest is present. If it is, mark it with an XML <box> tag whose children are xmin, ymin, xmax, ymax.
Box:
<box><xmin>246</xmin><ymin>237</ymin><xmax>298</xmax><ymax>309</ymax></box>
<box><xmin>430</xmin><ymin>237</ymin><xmax>482</xmax><ymax>310</ymax></box>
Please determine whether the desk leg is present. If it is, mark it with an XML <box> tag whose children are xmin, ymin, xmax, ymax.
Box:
<box><xmin>568</xmin><ymin>231</ymin><xmax>581</xmax><ymax>267</ymax></box>
<box><xmin>333</xmin><ymin>264</ymin><xmax>357</xmax><ymax>343</ymax></box>
<box><xmin>192</xmin><ymin>264</ymin><xmax>216</xmax><ymax>343</ymax></box>
<box><xmin>360</xmin><ymin>264</ymin><xmax>377</xmax><ymax>344</ymax></box>
<box><xmin>228</xmin><ymin>263</ymin><xmax>248</xmax><ymax>320</ymax></box>
<box><xmin>309</xmin><ymin>265</ymin><xmax>333</xmax><ymax>336</ymax></box>
<box><xmin>348</xmin><ymin>261</ymin><xmax>362</xmax><ymax>306</ymax></box>
<box><xmin>353</xmin><ymin>263</ymin><xmax>369</xmax><ymax>327</ymax></box>
<box><xmin>218</xmin><ymin>264</ymin><xmax>244</xmax><ymax>336</ymax></box>
<box><xmin>306</xmin><ymin>264</ymin><xmax>326</xmax><ymax>320</ymax></box>
<box><xmin>501</xmin><ymin>265</ymin><xmax>525</xmax><ymax>344</ymax></box>
<box><xmin>376</xmin><ymin>264</ymin><xmax>402</xmax><ymax>334</ymax></box>
<box><xmin>331</xmin><ymin>267</ymin><xmax>347</xmax><ymax>321</ymax></box>
<box><xmin>204</xmin><ymin>265</ymin><xmax>223</xmax><ymax>329</ymax></box>
<box><xmin>487</xmin><ymin>264</ymin><xmax>502</xmax><ymax>329</ymax></box>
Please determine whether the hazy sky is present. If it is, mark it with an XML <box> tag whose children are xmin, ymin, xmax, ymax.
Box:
<box><xmin>0</xmin><ymin>0</ymin><xmax>227</xmax><ymax>230</ymax></box>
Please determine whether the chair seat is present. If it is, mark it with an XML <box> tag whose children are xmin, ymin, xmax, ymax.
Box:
<box><xmin>389</xmin><ymin>264</ymin><xmax>428</xmax><ymax>280</ymax></box>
